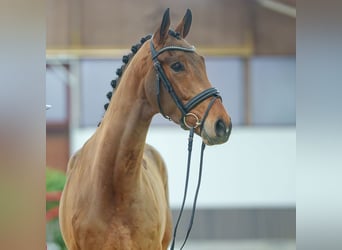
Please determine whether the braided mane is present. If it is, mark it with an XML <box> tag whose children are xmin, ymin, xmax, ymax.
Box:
<box><xmin>98</xmin><ymin>34</ymin><xmax>152</xmax><ymax>126</ymax></box>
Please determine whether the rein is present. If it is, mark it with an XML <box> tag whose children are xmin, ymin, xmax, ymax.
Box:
<box><xmin>170</xmin><ymin>96</ymin><xmax>218</xmax><ymax>250</ymax></box>
<box><xmin>150</xmin><ymin>36</ymin><xmax>221</xmax><ymax>249</ymax></box>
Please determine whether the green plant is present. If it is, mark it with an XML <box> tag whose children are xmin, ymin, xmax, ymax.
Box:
<box><xmin>46</xmin><ymin>167</ymin><xmax>67</xmax><ymax>250</ymax></box>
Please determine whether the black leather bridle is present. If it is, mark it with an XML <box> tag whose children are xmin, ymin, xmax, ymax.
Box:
<box><xmin>150</xmin><ymin>35</ymin><xmax>222</xmax><ymax>249</ymax></box>
<box><xmin>150</xmin><ymin>37</ymin><xmax>221</xmax><ymax>130</ymax></box>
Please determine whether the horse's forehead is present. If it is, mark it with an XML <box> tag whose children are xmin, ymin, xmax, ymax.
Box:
<box><xmin>165</xmin><ymin>34</ymin><xmax>193</xmax><ymax>48</ymax></box>
<box><xmin>162</xmin><ymin>38</ymin><xmax>199</xmax><ymax>60</ymax></box>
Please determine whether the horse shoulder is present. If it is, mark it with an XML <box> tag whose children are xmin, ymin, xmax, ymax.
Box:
<box><xmin>144</xmin><ymin>144</ymin><xmax>172</xmax><ymax>248</ymax></box>
<box><xmin>144</xmin><ymin>144</ymin><xmax>168</xmax><ymax>185</ymax></box>
<box><xmin>66</xmin><ymin>149</ymin><xmax>81</xmax><ymax>173</ymax></box>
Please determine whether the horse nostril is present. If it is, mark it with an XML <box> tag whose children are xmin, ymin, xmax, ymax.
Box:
<box><xmin>227</xmin><ymin>122</ymin><xmax>232</xmax><ymax>138</ymax></box>
<box><xmin>215</xmin><ymin>119</ymin><xmax>227</xmax><ymax>137</ymax></box>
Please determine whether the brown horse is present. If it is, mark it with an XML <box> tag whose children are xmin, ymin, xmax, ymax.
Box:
<box><xmin>59</xmin><ymin>8</ymin><xmax>232</xmax><ymax>250</ymax></box>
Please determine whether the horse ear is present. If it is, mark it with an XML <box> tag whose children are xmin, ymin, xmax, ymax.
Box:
<box><xmin>174</xmin><ymin>9</ymin><xmax>192</xmax><ymax>38</ymax></box>
<box><xmin>153</xmin><ymin>8</ymin><xmax>171</xmax><ymax>45</ymax></box>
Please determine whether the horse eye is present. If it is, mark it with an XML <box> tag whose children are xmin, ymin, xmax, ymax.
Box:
<box><xmin>171</xmin><ymin>62</ymin><xmax>185</xmax><ymax>72</ymax></box>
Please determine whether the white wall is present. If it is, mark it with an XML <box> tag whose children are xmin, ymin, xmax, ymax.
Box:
<box><xmin>71</xmin><ymin>126</ymin><xmax>295</xmax><ymax>209</ymax></box>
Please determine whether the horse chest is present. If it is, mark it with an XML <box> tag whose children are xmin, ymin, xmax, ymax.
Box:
<box><xmin>103</xmin><ymin>165</ymin><xmax>168</xmax><ymax>248</ymax></box>
<box><xmin>125</xmin><ymin>166</ymin><xmax>167</xmax><ymax>230</ymax></box>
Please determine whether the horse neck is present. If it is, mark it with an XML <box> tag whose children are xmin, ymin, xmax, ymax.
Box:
<box><xmin>94</xmin><ymin>54</ymin><xmax>155</xmax><ymax>193</ymax></box>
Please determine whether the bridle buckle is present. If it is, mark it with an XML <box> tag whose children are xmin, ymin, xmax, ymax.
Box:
<box><xmin>183</xmin><ymin>112</ymin><xmax>201</xmax><ymax>129</ymax></box>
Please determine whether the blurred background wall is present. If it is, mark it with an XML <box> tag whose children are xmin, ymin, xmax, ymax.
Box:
<box><xmin>46</xmin><ymin>0</ymin><xmax>295</xmax><ymax>248</ymax></box>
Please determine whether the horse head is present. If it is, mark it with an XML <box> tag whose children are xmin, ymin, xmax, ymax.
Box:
<box><xmin>143</xmin><ymin>8</ymin><xmax>232</xmax><ymax>145</ymax></box>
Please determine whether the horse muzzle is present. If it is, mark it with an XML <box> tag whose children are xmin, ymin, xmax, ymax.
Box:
<box><xmin>201</xmin><ymin>118</ymin><xmax>232</xmax><ymax>145</ymax></box>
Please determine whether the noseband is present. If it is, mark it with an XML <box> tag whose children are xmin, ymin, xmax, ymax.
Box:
<box><xmin>150</xmin><ymin>36</ymin><xmax>221</xmax><ymax>130</ymax></box>
<box><xmin>150</xmin><ymin>35</ymin><xmax>222</xmax><ymax>249</ymax></box>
